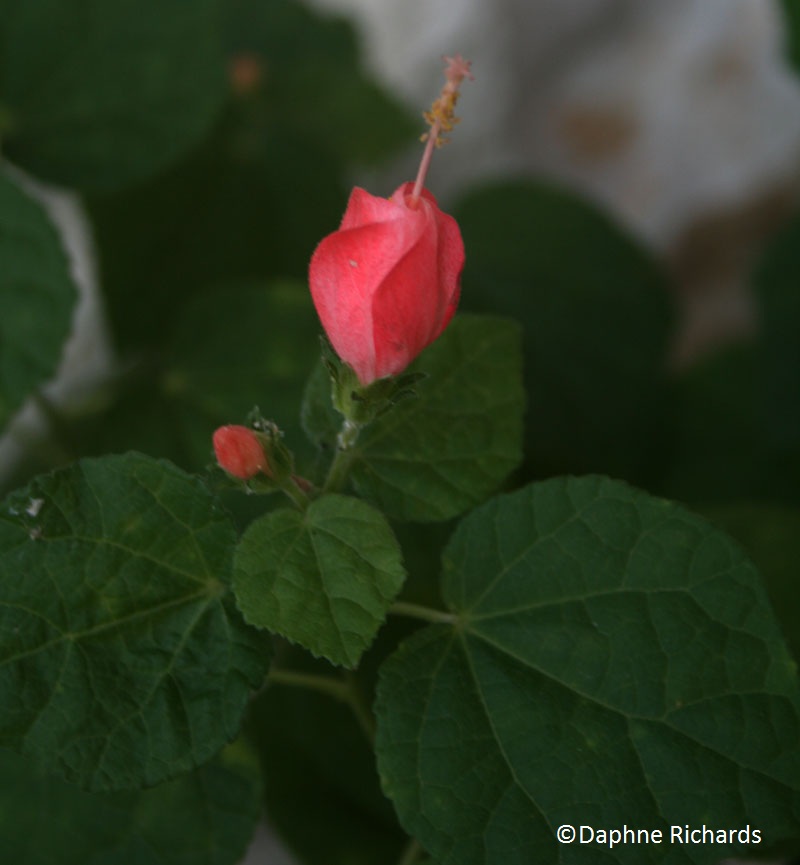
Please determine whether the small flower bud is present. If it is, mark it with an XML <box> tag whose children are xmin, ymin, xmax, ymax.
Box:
<box><xmin>213</xmin><ymin>425</ymin><xmax>269</xmax><ymax>480</ymax></box>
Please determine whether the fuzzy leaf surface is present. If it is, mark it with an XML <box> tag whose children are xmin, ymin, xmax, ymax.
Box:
<box><xmin>234</xmin><ymin>494</ymin><xmax>405</xmax><ymax>668</ymax></box>
<box><xmin>375</xmin><ymin>476</ymin><xmax>800</xmax><ymax>864</ymax></box>
<box><xmin>0</xmin><ymin>453</ymin><xmax>270</xmax><ymax>791</ymax></box>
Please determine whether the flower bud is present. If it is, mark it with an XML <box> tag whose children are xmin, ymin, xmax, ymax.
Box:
<box><xmin>308</xmin><ymin>182</ymin><xmax>464</xmax><ymax>385</ymax></box>
<box><xmin>212</xmin><ymin>425</ymin><xmax>269</xmax><ymax>480</ymax></box>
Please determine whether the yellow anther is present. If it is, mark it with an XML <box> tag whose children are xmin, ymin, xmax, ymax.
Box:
<box><xmin>410</xmin><ymin>54</ymin><xmax>473</xmax><ymax>202</ymax></box>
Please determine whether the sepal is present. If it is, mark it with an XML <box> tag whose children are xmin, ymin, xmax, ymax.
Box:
<box><xmin>319</xmin><ymin>335</ymin><xmax>426</xmax><ymax>427</ymax></box>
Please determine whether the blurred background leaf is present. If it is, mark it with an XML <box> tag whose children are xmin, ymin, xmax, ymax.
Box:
<box><xmin>222</xmin><ymin>0</ymin><xmax>417</xmax><ymax>167</ymax></box>
<box><xmin>662</xmin><ymin>207</ymin><xmax>800</xmax><ymax>508</ymax></box>
<box><xmin>57</xmin><ymin>281</ymin><xmax>320</xmax><ymax>478</ymax></box>
<box><xmin>781</xmin><ymin>0</ymin><xmax>800</xmax><ymax>71</ymax></box>
<box><xmin>86</xmin><ymin>0</ymin><xmax>415</xmax><ymax>355</ymax></box>
<box><xmin>0</xmin><ymin>171</ymin><xmax>77</xmax><ymax>432</ymax></box>
<box><xmin>754</xmin><ymin>208</ymin><xmax>800</xmax><ymax>471</ymax></box>
<box><xmin>454</xmin><ymin>180</ymin><xmax>674</xmax><ymax>488</ymax></box>
<box><xmin>0</xmin><ymin>0</ymin><xmax>226</xmax><ymax>191</ymax></box>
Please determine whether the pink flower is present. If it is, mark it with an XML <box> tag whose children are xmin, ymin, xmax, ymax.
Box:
<box><xmin>308</xmin><ymin>182</ymin><xmax>464</xmax><ymax>385</ymax></box>
<box><xmin>213</xmin><ymin>425</ymin><xmax>269</xmax><ymax>480</ymax></box>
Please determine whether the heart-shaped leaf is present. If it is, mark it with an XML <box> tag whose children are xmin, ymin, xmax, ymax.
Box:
<box><xmin>0</xmin><ymin>453</ymin><xmax>270</xmax><ymax>791</ymax></box>
<box><xmin>234</xmin><ymin>494</ymin><xmax>405</xmax><ymax>668</ymax></box>
<box><xmin>376</xmin><ymin>476</ymin><xmax>800</xmax><ymax>864</ymax></box>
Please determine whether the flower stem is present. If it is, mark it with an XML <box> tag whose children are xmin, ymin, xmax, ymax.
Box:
<box><xmin>389</xmin><ymin>601</ymin><xmax>457</xmax><ymax>626</ymax></box>
<box><xmin>280</xmin><ymin>476</ymin><xmax>311</xmax><ymax>510</ymax></box>
<box><xmin>322</xmin><ymin>419</ymin><xmax>361</xmax><ymax>494</ymax></box>
<box><xmin>342</xmin><ymin>671</ymin><xmax>376</xmax><ymax>745</ymax></box>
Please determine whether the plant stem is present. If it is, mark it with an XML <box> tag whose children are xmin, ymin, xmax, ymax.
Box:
<box><xmin>322</xmin><ymin>447</ymin><xmax>353</xmax><ymax>494</ymax></box>
<box><xmin>397</xmin><ymin>837</ymin><xmax>423</xmax><ymax>865</ymax></box>
<box><xmin>322</xmin><ymin>419</ymin><xmax>361</xmax><ymax>494</ymax></box>
<box><xmin>267</xmin><ymin>668</ymin><xmax>376</xmax><ymax>745</ymax></box>
<box><xmin>267</xmin><ymin>669</ymin><xmax>349</xmax><ymax>701</ymax></box>
<box><xmin>389</xmin><ymin>601</ymin><xmax>457</xmax><ymax>626</ymax></box>
<box><xmin>342</xmin><ymin>671</ymin><xmax>376</xmax><ymax>745</ymax></box>
<box><xmin>281</xmin><ymin>477</ymin><xmax>310</xmax><ymax>510</ymax></box>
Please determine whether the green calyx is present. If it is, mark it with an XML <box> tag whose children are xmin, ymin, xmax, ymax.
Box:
<box><xmin>320</xmin><ymin>336</ymin><xmax>426</xmax><ymax>428</ymax></box>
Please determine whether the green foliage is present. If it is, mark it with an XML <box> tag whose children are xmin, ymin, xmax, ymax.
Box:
<box><xmin>0</xmin><ymin>743</ymin><xmax>261</xmax><ymax>865</ymax></box>
<box><xmin>86</xmin><ymin>127</ymin><xmax>345</xmax><ymax>353</ymax></box>
<box><xmin>754</xmin><ymin>209</ymin><xmax>800</xmax><ymax>461</ymax></box>
<box><xmin>0</xmin><ymin>453</ymin><xmax>270</xmax><ymax>791</ymax></box>
<box><xmin>665</xmin><ymin>208</ymin><xmax>800</xmax><ymax>507</ymax></box>
<box><xmin>375</xmin><ymin>476</ymin><xmax>800</xmax><ymax>865</ymax></box>
<box><xmin>234</xmin><ymin>494</ymin><xmax>406</xmax><ymax>668</ymax></box>
<box><xmin>222</xmin><ymin>0</ymin><xmax>417</xmax><ymax>165</ymax></box>
<box><xmin>55</xmin><ymin>282</ymin><xmax>321</xmax><ymax>478</ymax></box>
<box><xmin>454</xmin><ymin>181</ymin><xmax>672</xmax><ymax>484</ymax></box>
<box><xmin>0</xmin><ymin>3</ymin><xmax>798</xmax><ymax>861</ymax></box>
<box><xmin>86</xmin><ymin>0</ymin><xmax>414</xmax><ymax>354</ymax></box>
<box><xmin>162</xmin><ymin>282</ymin><xmax>321</xmax><ymax>469</ymax></box>
<box><xmin>664</xmin><ymin>345</ymin><xmax>766</xmax><ymax>503</ymax></box>
<box><xmin>247</xmin><ymin>654</ymin><xmax>406</xmax><ymax>865</ymax></box>
<box><xmin>700</xmin><ymin>503</ymin><xmax>800</xmax><ymax>662</ymax></box>
<box><xmin>0</xmin><ymin>170</ymin><xmax>77</xmax><ymax>431</ymax></box>
<box><xmin>303</xmin><ymin>315</ymin><xmax>525</xmax><ymax>522</ymax></box>
<box><xmin>0</xmin><ymin>0</ymin><xmax>226</xmax><ymax>191</ymax></box>
<box><xmin>781</xmin><ymin>0</ymin><xmax>800</xmax><ymax>70</ymax></box>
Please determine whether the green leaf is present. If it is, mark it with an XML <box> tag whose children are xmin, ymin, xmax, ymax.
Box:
<box><xmin>0</xmin><ymin>170</ymin><xmax>77</xmax><ymax>430</ymax></box>
<box><xmin>304</xmin><ymin>315</ymin><xmax>525</xmax><ymax>523</ymax></box>
<box><xmin>233</xmin><ymin>494</ymin><xmax>406</xmax><ymax>668</ymax></box>
<box><xmin>699</xmin><ymin>503</ymin><xmax>800</xmax><ymax>663</ymax></box>
<box><xmin>663</xmin><ymin>344</ymin><xmax>768</xmax><ymax>504</ymax></box>
<box><xmin>0</xmin><ymin>453</ymin><xmax>270</xmax><ymax>791</ymax></box>
<box><xmin>0</xmin><ymin>0</ymin><xmax>225</xmax><ymax>191</ymax></box>
<box><xmin>301</xmin><ymin>352</ymin><xmax>340</xmax><ymax>455</ymax></box>
<box><xmin>454</xmin><ymin>181</ymin><xmax>671</xmax><ymax>483</ymax></box>
<box><xmin>375</xmin><ymin>476</ymin><xmax>800</xmax><ymax>865</ymax></box>
<box><xmin>0</xmin><ymin>742</ymin><xmax>261</xmax><ymax>865</ymax></box>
